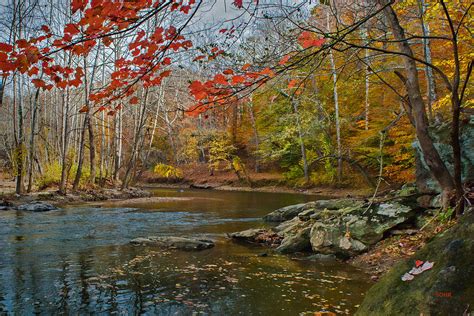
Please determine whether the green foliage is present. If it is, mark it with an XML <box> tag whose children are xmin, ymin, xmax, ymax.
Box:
<box><xmin>36</xmin><ymin>161</ymin><xmax>90</xmax><ymax>190</ymax></box>
<box><xmin>437</xmin><ymin>207</ymin><xmax>455</xmax><ymax>223</ymax></box>
<box><xmin>153</xmin><ymin>163</ymin><xmax>183</xmax><ymax>179</ymax></box>
<box><xmin>208</xmin><ymin>133</ymin><xmax>237</xmax><ymax>171</ymax></box>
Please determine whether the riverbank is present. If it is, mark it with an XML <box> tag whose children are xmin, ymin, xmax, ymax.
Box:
<box><xmin>142</xmin><ymin>163</ymin><xmax>376</xmax><ymax>198</ymax></box>
<box><xmin>0</xmin><ymin>186</ymin><xmax>151</xmax><ymax>209</ymax></box>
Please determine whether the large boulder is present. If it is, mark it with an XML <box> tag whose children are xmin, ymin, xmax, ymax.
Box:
<box><xmin>309</xmin><ymin>201</ymin><xmax>417</xmax><ymax>257</ymax></box>
<box><xmin>276</xmin><ymin>221</ymin><xmax>312</xmax><ymax>253</ymax></box>
<box><xmin>16</xmin><ymin>201</ymin><xmax>57</xmax><ymax>212</ymax></box>
<box><xmin>356</xmin><ymin>209</ymin><xmax>474</xmax><ymax>316</ymax></box>
<box><xmin>130</xmin><ymin>236</ymin><xmax>214</xmax><ymax>251</ymax></box>
<box><xmin>414</xmin><ymin>118</ymin><xmax>474</xmax><ymax>193</ymax></box>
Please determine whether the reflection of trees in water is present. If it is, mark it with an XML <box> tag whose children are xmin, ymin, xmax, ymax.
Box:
<box><xmin>57</xmin><ymin>254</ymin><xmax>71</xmax><ymax>314</ymax></box>
<box><xmin>79</xmin><ymin>250</ymin><xmax>91</xmax><ymax>311</ymax></box>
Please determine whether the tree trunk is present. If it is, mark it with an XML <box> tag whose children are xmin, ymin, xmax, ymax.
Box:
<box><xmin>27</xmin><ymin>86</ymin><xmax>41</xmax><ymax>192</ymax></box>
<box><xmin>72</xmin><ymin>116</ymin><xmax>88</xmax><ymax>191</ymax></box>
<box><xmin>247</xmin><ymin>100</ymin><xmax>261</xmax><ymax>172</ymax></box>
<box><xmin>418</xmin><ymin>0</ymin><xmax>437</xmax><ymax>121</ymax></box>
<box><xmin>292</xmin><ymin>98</ymin><xmax>309</xmax><ymax>182</ymax></box>
<box><xmin>382</xmin><ymin>2</ymin><xmax>455</xmax><ymax>198</ymax></box>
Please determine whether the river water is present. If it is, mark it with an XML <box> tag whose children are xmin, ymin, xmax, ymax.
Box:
<box><xmin>0</xmin><ymin>188</ymin><xmax>371</xmax><ymax>315</ymax></box>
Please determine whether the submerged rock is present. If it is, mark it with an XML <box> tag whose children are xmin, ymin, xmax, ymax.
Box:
<box><xmin>356</xmin><ymin>209</ymin><xmax>474</xmax><ymax>315</ymax></box>
<box><xmin>130</xmin><ymin>236</ymin><xmax>214</xmax><ymax>251</ymax></box>
<box><xmin>16</xmin><ymin>201</ymin><xmax>57</xmax><ymax>212</ymax></box>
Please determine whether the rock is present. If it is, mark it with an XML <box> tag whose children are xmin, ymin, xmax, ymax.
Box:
<box><xmin>16</xmin><ymin>201</ymin><xmax>57</xmax><ymax>212</ymax></box>
<box><xmin>274</xmin><ymin>217</ymin><xmax>302</xmax><ymax>234</ymax></box>
<box><xmin>0</xmin><ymin>199</ymin><xmax>13</xmax><ymax>211</ymax></box>
<box><xmin>310</xmin><ymin>223</ymin><xmax>367</xmax><ymax>257</ymax></box>
<box><xmin>356</xmin><ymin>209</ymin><xmax>474</xmax><ymax>316</ymax></box>
<box><xmin>305</xmin><ymin>253</ymin><xmax>337</xmax><ymax>260</ymax></box>
<box><xmin>229</xmin><ymin>228</ymin><xmax>267</xmax><ymax>241</ymax></box>
<box><xmin>229</xmin><ymin>228</ymin><xmax>281</xmax><ymax>246</ymax></box>
<box><xmin>314</xmin><ymin>198</ymin><xmax>364</xmax><ymax>210</ymax></box>
<box><xmin>0</xmin><ymin>199</ymin><xmax>13</xmax><ymax>207</ymax></box>
<box><xmin>263</xmin><ymin>202</ymin><xmax>316</xmax><ymax>222</ymax></box>
<box><xmin>414</xmin><ymin>119</ymin><xmax>474</xmax><ymax>193</ymax></box>
<box><xmin>276</xmin><ymin>223</ymin><xmax>312</xmax><ymax>253</ymax></box>
<box><xmin>398</xmin><ymin>183</ymin><xmax>419</xmax><ymax>196</ymax></box>
<box><xmin>263</xmin><ymin>199</ymin><xmax>364</xmax><ymax>222</ymax></box>
<box><xmin>190</xmin><ymin>183</ymin><xmax>215</xmax><ymax>189</ymax></box>
<box><xmin>389</xmin><ymin>229</ymin><xmax>419</xmax><ymax>236</ymax></box>
<box><xmin>298</xmin><ymin>209</ymin><xmax>316</xmax><ymax>221</ymax></box>
<box><xmin>130</xmin><ymin>236</ymin><xmax>214</xmax><ymax>250</ymax></box>
<box><xmin>309</xmin><ymin>201</ymin><xmax>416</xmax><ymax>257</ymax></box>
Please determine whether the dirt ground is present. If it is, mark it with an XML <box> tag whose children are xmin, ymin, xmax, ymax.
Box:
<box><xmin>348</xmin><ymin>220</ymin><xmax>456</xmax><ymax>281</ymax></box>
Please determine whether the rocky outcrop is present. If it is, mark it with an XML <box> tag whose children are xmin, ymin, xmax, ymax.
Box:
<box><xmin>414</xmin><ymin>118</ymin><xmax>474</xmax><ymax>193</ymax></box>
<box><xmin>263</xmin><ymin>203</ymin><xmax>315</xmax><ymax>222</ymax></box>
<box><xmin>130</xmin><ymin>236</ymin><xmax>214</xmax><ymax>251</ymax></box>
<box><xmin>309</xmin><ymin>201</ymin><xmax>417</xmax><ymax>257</ymax></box>
<box><xmin>263</xmin><ymin>198</ymin><xmax>363</xmax><ymax>222</ymax></box>
<box><xmin>232</xmin><ymin>196</ymin><xmax>420</xmax><ymax>257</ymax></box>
<box><xmin>16</xmin><ymin>201</ymin><xmax>57</xmax><ymax>212</ymax></box>
<box><xmin>356</xmin><ymin>209</ymin><xmax>474</xmax><ymax>316</ymax></box>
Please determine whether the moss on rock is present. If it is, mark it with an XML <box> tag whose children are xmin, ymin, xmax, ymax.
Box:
<box><xmin>356</xmin><ymin>210</ymin><xmax>474</xmax><ymax>316</ymax></box>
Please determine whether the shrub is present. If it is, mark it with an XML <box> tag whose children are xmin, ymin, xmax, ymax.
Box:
<box><xmin>36</xmin><ymin>161</ymin><xmax>90</xmax><ymax>190</ymax></box>
<box><xmin>153</xmin><ymin>163</ymin><xmax>183</xmax><ymax>179</ymax></box>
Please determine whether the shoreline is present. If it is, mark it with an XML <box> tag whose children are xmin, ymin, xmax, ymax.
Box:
<box><xmin>143</xmin><ymin>181</ymin><xmax>374</xmax><ymax>199</ymax></box>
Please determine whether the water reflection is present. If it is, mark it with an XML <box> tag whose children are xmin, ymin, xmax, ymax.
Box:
<box><xmin>0</xmin><ymin>188</ymin><xmax>370</xmax><ymax>314</ymax></box>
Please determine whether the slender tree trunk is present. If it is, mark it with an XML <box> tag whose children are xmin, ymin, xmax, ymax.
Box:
<box><xmin>59</xmin><ymin>83</ymin><xmax>71</xmax><ymax>194</ymax></box>
<box><xmin>418</xmin><ymin>0</ymin><xmax>437</xmax><ymax>121</ymax></box>
<box><xmin>26</xmin><ymin>86</ymin><xmax>41</xmax><ymax>192</ymax></box>
<box><xmin>292</xmin><ymin>98</ymin><xmax>309</xmax><ymax>182</ymax></box>
<box><xmin>122</xmin><ymin>90</ymin><xmax>148</xmax><ymax>189</ymax></box>
<box><xmin>72</xmin><ymin>116</ymin><xmax>88</xmax><ymax>190</ymax></box>
<box><xmin>328</xmin><ymin>47</ymin><xmax>343</xmax><ymax>182</ymax></box>
<box><xmin>247</xmin><ymin>100</ymin><xmax>260</xmax><ymax>172</ymax></box>
<box><xmin>88</xmin><ymin>117</ymin><xmax>96</xmax><ymax>184</ymax></box>
<box><xmin>327</xmin><ymin>12</ymin><xmax>343</xmax><ymax>182</ymax></box>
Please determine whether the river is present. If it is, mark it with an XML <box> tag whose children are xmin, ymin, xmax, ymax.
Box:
<box><xmin>0</xmin><ymin>188</ymin><xmax>371</xmax><ymax>315</ymax></box>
